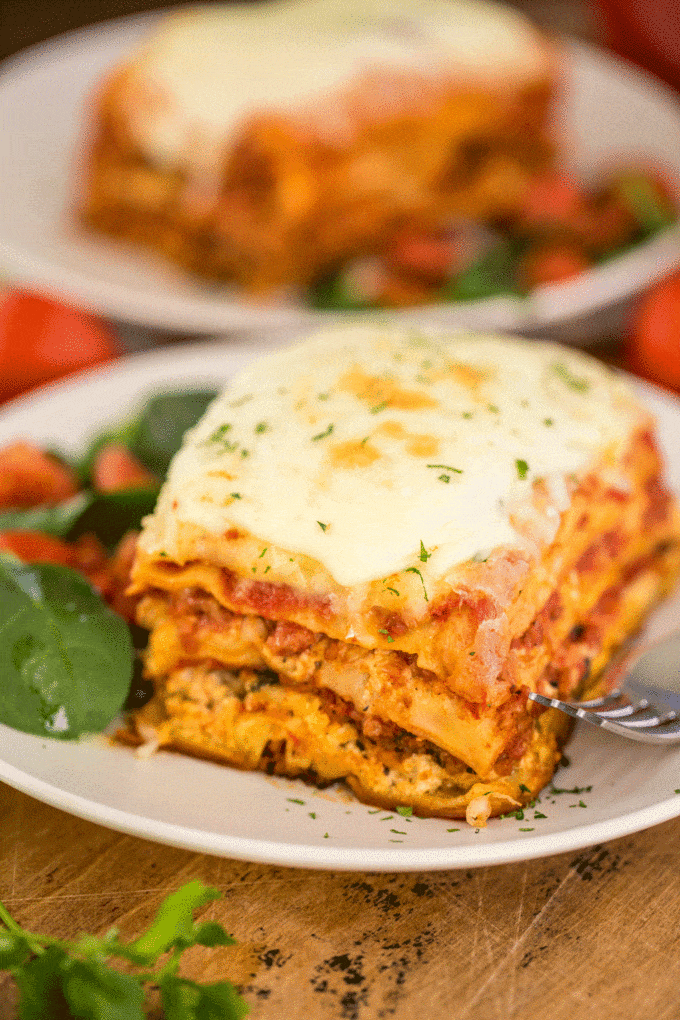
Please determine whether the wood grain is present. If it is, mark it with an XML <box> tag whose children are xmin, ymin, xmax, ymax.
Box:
<box><xmin>2</xmin><ymin>782</ymin><xmax>680</xmax><ymax>1020</ymax></box>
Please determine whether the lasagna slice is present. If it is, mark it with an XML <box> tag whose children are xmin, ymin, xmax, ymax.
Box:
<box><xmin>82</xmin><ymin>0</ymin><xmax>556</xmax><ymax>293</ymax></box>
<box><xmin>127</xmin><ymin>327</ymin><xmax>680</xmax><ymax>824</ymax></box>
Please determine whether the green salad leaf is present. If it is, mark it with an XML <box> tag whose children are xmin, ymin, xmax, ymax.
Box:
<box><xmin>0</xmin><ymin>555</ymin><xmax>133</xmax><ymax>739</ymax></box>
<box><xmin>0</xmin><ymin>880</ymin><xmax>248</xmax><ymax>1020</ymax></box>
<box><xmin>0</xmin><ymin>492</ymin><xmax>94</xmax><ymax>538</ymax></box>
<box><xmin>128</xmin><ymin>389</ymin><xmax>219</xmax><ymax>478</ymax></box>
<box><xmin>66</xmin><ymin>486</ymin><xmax>161</xmax><ymax>549</ymax></box>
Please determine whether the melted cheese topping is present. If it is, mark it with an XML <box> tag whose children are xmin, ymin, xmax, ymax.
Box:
<box><xmin>126</xmin><ymin>0</ymin><xmax>551</xmax><ymax>166</ymax></box>
<box><xmin>140</xmin><ymin>327</ymin><xmax>645</xmax><ymax>588</ymax></box>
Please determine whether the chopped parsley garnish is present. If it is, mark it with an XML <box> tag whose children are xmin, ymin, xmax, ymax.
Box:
<box><xmin>390</xmin><ymin>829</ymin><xmax>407</xmax><ymax>835</ymax></box>
<box><xmin>230</xmin><ymin>492</ymin><xmax>242</xmax><ymax>499</ymax></box>
<box><xmin>317</xmin><ymin>521</ymin><xmax>329</xmax><ymax>532</ymax></box>
<box><xmin>380</xmin><ymin>816</ymin><xmax>394</xmax><ymax>822</ymax></box>
<box><xmin>427</xmin><ymin>464</ymin><xmax>463</xmax><ymax>473</ymax></box>
<box><xmin>419</xmin><ymin>540</ymin><xmax>431</xmax><ymax>562</ymax></box>
<box><xmin>514</xmin><ymin>809</ymin><xmax>525</xmax><ymax>820</ymax></box>
<box><xmin>254</xmin><ymin>421</ymin><xmax>269</xmax><ymax>434</ymax></box>
<box><xmin>309</xmin><ymin>812</ymin><xmax>317</xmax><ymax>819</ymax></box>
<box><xmin>370</xmin><ymin>400</ymin><xmax>388</xmax><ymax>414</ymax></box>
<box><xmin>206</xmin><ymin>423</ymin><xmax>232</xmax><ymax>443</ymax></box>
<box><xmin>447</xmin><ymin>828</ymin><xmax>460</xmax><ymax>832</ymax></box>
<box><xmin>287</xmin><ymin>797</ymin><xmax>305</xmax><ymax>805</ymax></box>
<box><xmin>543</xmin><ymin>417</ymin><xmax>554</xmax><ymax>426</ymax></box>
<box><xmin>550</xmin><ymin>784</ymin><xmax>592</xmax><ymax>794</ymax></box>
<box><xmin>519</xmin><ymin>783</ymin><xmax>531</xmax><ymax>793</ymax></box>
<box><xmin>515</xmin><ymin>459</ymin><xmax>529</xmax><ymax>480</ymax></box>
<box><xmin>258</xmin><ymin>547</ymin><xmax>267</xmax><ymax>558</ymax></box>
<box><xmin>551</xmin><ymin>361</ymin><xmax>590</xmax><ymax>392</ymax></box>
<box><xmin>519</xmin><ymin>827</ymin><xmax>535</xmax><ymax>832</ymax></box>
<box><xmin>534</xmin><ymin>811</ymin><xmax>547</xmax><ymax>819</ymax></box>
<box><xmin>383</xmin><ymin>585</ymin><xmax>400</xmax><ymax>596</ymax></box>
<box><xmin>405</xmin><ymin>566</ymin><xmax>428</xmax><ymax>601</ymax></box>
<box><xmin>438</xmin><ymin>474</ymin><xmax>450</xmax><ymax>483</ymax></box>
<box><xmin>240</xmin><ymin>448</ymin><xmax>249</xmax><ymax>458</ymax></box>
<box><xmin>317</xmin><ymin>392</ymin><xmax>330</xmax><ymax>401</ymax></box>
<box><xmin>378</xmin><ymin>629</ymin><xmax>395</xmax><ymax>642</ymax></box>
<box><xmin>312</xmin><ymin>423</ymin><xmax>334</xmax><ymax>441</ymax></box>
<box><xmin>461</xmin><ymin>411</ymin><xmax>473</xmax><ymax>419</ymax></box>
<box><xmin>264</xmin><ymin>565</ymin><xmax>271</xmax><ymax>574</ymax></box>
<box><xmin>397</xmin><ymin>805</ymin><xmax>413</xmax><ymax>817</ymax></box>
<box><xmin>487</xmin><ymin>404</ymin><xmax>499</xmax><ymax>413</ymax></box>
<box><xmin>360</xmin><ymin>436</ymin><xmax>370</xmax><ymax>445</ymax></box>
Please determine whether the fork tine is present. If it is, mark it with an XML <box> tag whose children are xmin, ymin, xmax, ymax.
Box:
<box><xmin>527</xmin><ymin>690</ymin><xmax>680</xmax><ymax>744</ymax></box>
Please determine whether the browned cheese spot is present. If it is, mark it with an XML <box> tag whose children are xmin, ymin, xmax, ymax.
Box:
<box><xmin>339</xmin><ymin>367</ymin><xmax>439</xmax><ymax>411</ymax></box>
<box><xmin>329</xmin><ymin>439</ymin><xmax>381</xmax><ymax>469</ymax></box>
<box><xmin>376</xmin><ymin>420</ymin><xmax>439</xmax><ymax>458</ymax></box>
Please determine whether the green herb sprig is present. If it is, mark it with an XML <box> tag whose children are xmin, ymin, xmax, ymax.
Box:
<box><xmin>0</xmin><ymin>880</ymin><xmax>248</xmax><ymax>1020</ymax></box>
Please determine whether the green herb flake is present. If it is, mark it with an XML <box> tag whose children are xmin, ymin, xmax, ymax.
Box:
<box><xmin>462</xmin><ymin>411</ymin><xmax>473</xmax><ymax>419</ymax></box>
<box><xmin>378</xmin><ymin>629</ymin><xmax>395</xmax><ymax>643</ymax></box>
<box><xmin>324</xmin><ymin>833</ymin><xmax>329</xmax><ymax>838</ymax></box>
<box><xmin>419</xmin><ymin>540</ymin><xmax>431</xmax><ymax>562</ymax></box>
<box><xmin>255</xmin><ymin>421</ymin><xmax>269</xmax><ymax>434</ymax></box>
<box><xmin>543</xmin><ymin>417</ymin><xmax>554</xmax><ymax>427</ymax></box>
<box><xmin>360</xmin><ymin>436</ymin><xmax>370</xmax><ymax>446</ymax></box>
<box><xmin>240</xmin><ymin>448</ymin><xmax>249</xmax><ymax>458</ymax></box>
<box><xmin>427</xmin><ymin>463</ymin><xmax>463</xmax><ymax>474</ymax></box>
<box><xmin>519</xmin><ymin>783</ymin><xmax>531</xmax><ymax>794</ymax></box>
<box><xmin>405</xmin><ymin>566</ymin><xmax>428</xmax><ymax>602</ymax></box>
<box><xmin>317</xmin><ymin>521</ymin><xmax>329</xmax><ymax>532</ymax></box>
<box><xmin>550</xmin><ymin>784</ymin><xmax>592</xmax><ymax>795</ymax></box>
<box><xmin>370</xmin><ymin>401</ymin><xmax>388</xmax><ymax>414</ymax></box>
<box><xmin>312</xmin><ymin>423</ymin><xmax>334</xmax><ymax>441</ymax></box>
<box><xmin>551</xmin><ymin>361</ymin><xmax>590</xmax><ymax>393</ymax></box>
<box><xmin>287</xmin><ymin>797</ymin><xmax>305</xmax><ymax>805</ymax></box>
<box><xmin>519</xmin><ymin>827</ymin><xmax>535</xmax><ymax>832</ymax></box>
<box><xmin>317</xmin><ymin>392</ymin><xmax>330</xmax><ymax>401</ymax></box>
<box><xmin>487</xmin><ymin>404</ymin><xmax>499</xmax><ymax>413</ymax></box>
<box><xmin>206</xmin><ymin>423</ymin><xmax>232</xmax><ymax>443</ymax></box>
<box><xmin>264</xmin><ymin>565</ymin><xmax>271</xmax><ymax>574</ymax></box>
<box><xmin>515</xmin><ymin>458</ymin><xmax>529</xmax><ymax>480</ymax></box>
<box><xmin>390</xmin><ymin>829</ymin><xmax>407</xmax><ymax>835</ymax></box>
<box><xmin>367</xmin><ymin>809</ymin><xmax>381</xmax><ymax>814</ymax></box>
<box><xmin>230</xmin><ymin>492</ymin><xmax>242</xmax><ymax>500</ymax></box>
<box><xmin>396</xmin><ymin>805</ymin><xmax>413</xmax><ymax>817</ymax></box>
<box><xmin>380</xmin><ymin>816</ymin><xmax>394</xmax><ymax>822</ymax></box>
<box><xmin>514</xmin><ymin>809</ymin><xmax>525</xmax><ymax>821</ymax></box>
<box><xmin>308</xmin><ymin>812</ymin><xmax>317</xmax><ymax>819</ymax></box>
<box><xmin>258</xmin><ymin>547</ymin><xmax>268</xmax><ymax>558</ymax></box>
<box><xmin>533</xmin><ymin>811</ymin><xmax>547</xmax><ymax>819</ymax></box>
<box><xmin>383</xmin><ymin>585</ymin><xmax>400</xmax><ymax>596</ymax></box>
<box><xmin>439</xmin><ymin>474</ymin><xmax>450</xmax><ymax>483</ymax></box>
<box><xmin>447</xmin><ymin>828</ymin><xmax>460</xmax><ymax>832</ymax></box>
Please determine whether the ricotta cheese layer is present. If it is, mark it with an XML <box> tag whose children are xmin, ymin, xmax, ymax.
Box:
<box><xmin>126</xmin><ymin>0</ymin><xmax>552</xmax><ymax>166</ymax></box>
<box><xmin>141</xmin><ymin>327</ymin><xmax>645</xmax><ymax>588</ymax></box>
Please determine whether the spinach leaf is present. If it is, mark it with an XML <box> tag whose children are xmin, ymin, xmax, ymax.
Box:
<box><xmin>67</xmin><ymin>487</ymin><xmax>160</xmax><ymax>549</ymax></box>
<box><xmin>0</xmin><ymin>493</ymin><xmax>94</xmax><ymax>538</ymax></box>
<box><xmin>0</xmin><ymin>556</ymin><xmax>132</xmax><ymax>739</ymax></box>
<box><xmin>78</xmin><ymin>389</ymin><xmax>218</xmax><ymax>484</ymax></box>
<box><xmin>443</xmin><ymin>238</ymin><xmax>527</xmax><ymax>302</ymax></box>
<box><xmin>128</xmin><ymin>390</ymin><xmax>218</xmax><ymax>477</ymax></box>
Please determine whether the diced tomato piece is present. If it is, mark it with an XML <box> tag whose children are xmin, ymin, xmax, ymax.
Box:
<box><xmin>387</xmin><ymin>227</ymin><xmax>459</xmax><ymax>281</ymax></box>
<box><xmin>0</xmin><ymin>530</ymin><xmax>114</xmax><ymax>597</ymax></box>
<box><xmin>0</xmin><ymin>531</ymin><xmax>77</xmax><ymax>568</ymax></box>
<box><xmin>519</xmin><ymin>172</ymin><xmax>587</xmax><ymax>228</ymax></box>
<box><xmin>0</xmin><ymin>441</ymin><xmax>79</xmax><ymax>509</ymax></box>
<box><xmin>92</xmin><ymin>444</ymin><xmax>157</xmax><ymax>493</ymax></box>
<box><xmin>108</xmin><ymin>531</ymin><xmax>141</xmax><ymax>623</ymax></box>
<box><xmin>627</xmin><ymin>271</ymin><xmax>680</xmax><ymax>391</ymax></box>
<box><xmin>519</xmin><ymin>243</ymin><xmax>591</xmax><ymax>290</ymax></box>
<box><xmin>0</xmin><ymin>291</ymin><xmax>120</xmax><ymax>403</ymax></box>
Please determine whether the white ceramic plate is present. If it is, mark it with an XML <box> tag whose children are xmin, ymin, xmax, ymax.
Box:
<box><xmin>2</xmin><ymin>15</ymin><xmax>680</xmax><ymax>340</ymax></box>
<box><xmin>0</xmin><ymin>339</ymin><xmax>679</xmax><ymax>871</ymax></box>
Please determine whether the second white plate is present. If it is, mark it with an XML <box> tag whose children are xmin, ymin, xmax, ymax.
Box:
<box><xmin>2</xmin><ymin>15</ymin><xmax>680</xmax><ymax>338</ymax></box>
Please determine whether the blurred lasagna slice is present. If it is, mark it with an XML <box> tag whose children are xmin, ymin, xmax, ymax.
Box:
<box><xmin>82</xmin><ymin>0</ymin><xmax>556</xmax><ymax>293</ymax></box>
<box><xmin>126</xmin><ymin>327</ymin><xmax>680</xmax><ymax>823</ymax></box>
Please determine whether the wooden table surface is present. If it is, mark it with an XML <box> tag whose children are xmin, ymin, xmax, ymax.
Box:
<box><xmin>2</xmin><ymin>781</ymin><xmax>680</xmax><ymax>1019</ymax></box>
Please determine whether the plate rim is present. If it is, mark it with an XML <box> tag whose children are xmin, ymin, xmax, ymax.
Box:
<box><xmin>2</xmin><ymin>13</ymin><xmax>680</xmax><ymax>335</ymax></box>
<box><xmin>0</xmin><ymin>339</ymin><xmax>679</xmax><ymax>871</ymax></box>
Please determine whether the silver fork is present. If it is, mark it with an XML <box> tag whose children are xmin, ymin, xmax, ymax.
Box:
<box><xmin>528</xmin><ymin>590</ymin><xmax>680</xmax><ymax>744</ymax></box>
